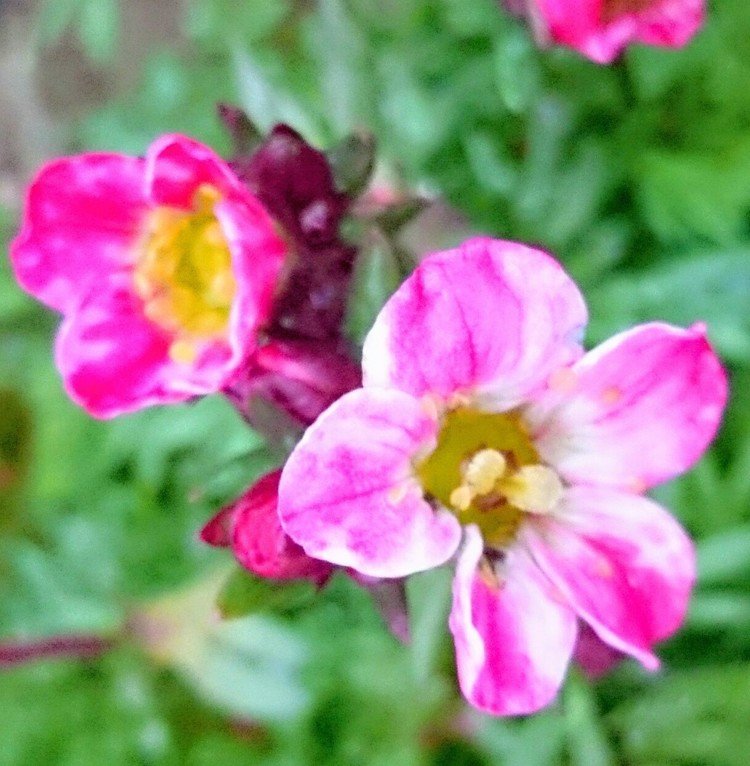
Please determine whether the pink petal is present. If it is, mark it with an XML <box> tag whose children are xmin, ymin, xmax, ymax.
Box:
<box><xmin>227</xmin><ymin>470</ymin><xmax>333</xmax><ymax>583</ymax></box>
<box><xmin>55</xmin><ymin>275</ymin><xmax>235</xmax><ymax>418</ymax></box>
<box><xmin>362</xmin><ymin>237</ymin><xmax>587</xmax><ymax>409</ymax></box>
<box><xmin>214</xmin><ymin>197</ymin><xmax>288</xmax><ymax>370</ymax></box>
<box><xmin>278</xmin><ymin>388</ymin><xmax>462</xmax><ymax>578</ymax></box>
<box><xmin>10</xmin><ymin>154</ymin><xmax>147</xmax><ymax>313</ymax></box>
<box><xmin>524</xmin><ymin>486</ymin><xmax>696</xmax><ymax>670</ymax></box>
<box><xmin>146</xmin><ymin>134</ymin><xmax>248</xmax><ymax>209</ymax></box>
<box><xmin>537</xmin><ymin>0</ymin><xmax>704</xmax><ymax>65</ymax></box>
<box><xmin>449</xmin><ymin>526</ymin><xmax>578</xmax><ymax>716</ymax></box>
<box><xmin>529</xmin><ymin>322</ymin><xmax>727</xmax><ymax>491</ymax></box>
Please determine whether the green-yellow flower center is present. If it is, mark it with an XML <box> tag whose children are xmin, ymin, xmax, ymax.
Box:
<box><xmin>601</xmin><ymin>0</ymin><xmax>656</xmax><ymax>22</ymax></box>
<box><xmin>416</xmin><ymin>406</ymin><xmax>562</xmax><ymax>547</ymax></box>
<box><xmin>134</xmin><ymin>184</ymin><xmax>236</xmax><ymax>364</ymax></box>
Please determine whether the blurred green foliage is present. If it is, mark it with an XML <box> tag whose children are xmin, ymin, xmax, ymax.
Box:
<box><xmin>3</xmin><ymin>0</ymin><xmax>750</xmax><ymax>763</ymax></box>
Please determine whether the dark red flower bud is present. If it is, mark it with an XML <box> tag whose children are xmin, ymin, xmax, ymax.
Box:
<box><xmin>226</xmin><ymin>338</ymin><xmax>361</xmax><ymax>428</ymax></box>
<box><xmin>201</xmin><ymin>469</ymin><xmax>332</xmax><ymax>585</ymax></box>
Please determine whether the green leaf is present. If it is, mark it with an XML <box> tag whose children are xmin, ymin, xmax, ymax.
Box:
<box><xmin>36</xmin><ymin>0</ymin><xmax>83</xmax><ymax>45</ymax></box>
<box><xmin>587</xmin><ymin>250</ymin><xmax>750</xmax><ymax>363</ymax></box>
<box><xmin>493</xmin><ymin>29</ymin><xmax>540</xmax><ymax>114</ymax></box>
<box><xmin>697</xmin><ymin>526</ymin><xmax>750</xmax><ymax>585</ymax></box>
<box><xmin>564</xmin><ymin>673</ymin><xmax>615</xmax><ymax>766</ymax></box>
<box><xmin>327</xmin><ymin>130</ymin><xmax>377</xmax><ymax>197</ymax></box>
<box><xmin>610</xmin><ymin>666</ymin><xmax>750</xmax><ymax>766</ymax></box>
<box><xmin>345</xmin><ymin>227</ymin><xmax>403</xmax><ymax>345</ymax></box>
<box><xmin>217</xmin><ymin>568</ymin><xmax>318</xmax><ymax>620</ymax></box>
<box><xmin>406</xmin><ymin>566</ymin><xmax>452</xmax><ymax>683</ymax></box>
<box><xmin>78</xmin><ymin>0</ymin><xmax>120</xmax><ymax>63</ymax></box>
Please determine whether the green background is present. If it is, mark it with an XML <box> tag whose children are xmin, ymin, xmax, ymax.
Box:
<box><xmin>2</xmin><ymin>0</ymin><xmax>750</xmax><ymax>763</ymax></box>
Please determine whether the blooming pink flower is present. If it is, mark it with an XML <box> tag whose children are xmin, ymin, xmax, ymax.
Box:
<box><xmin>529</xmin><ymin>0</ymin><xmax>704</xmax><ymax>64</ymax></box>
<box><xmin>11</xmin><ymin>135</ymin><xmax>287</xmax><ymax>417</ymax></box>
<box><xmin>201</xmin><ymin>469</ymin><xmax>332</xmax><ymax>585</ymax></box>
<box><xmin>277</xmin><ymin>237</ymin><xmax>727</xmax><ymax>715</ymax></box>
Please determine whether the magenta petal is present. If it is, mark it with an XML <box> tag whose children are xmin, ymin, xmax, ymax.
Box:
<box><xmin>55</xmin><ymin>276</ymin><xmax>233</xmax><ymax>418</ymax></box>
<box><xmin>10</xmin><ymin>154</ymin><xmax>147</xmax><ymax>313</ymax></box>
<box><xmin>214</xmin><ymin>196</ymin><xmax>287</xmax><ymax>366</ymax></box>
<box><xmin>146</xmin><ymin>134</ymin><xmax>246</xmax><ymax>208</ymax></box>
<box><xmin>449</xmin><ymin>526</ymin><xmax>578</xmax><ymax>716</ymax></box>
<box><xmin>278</xmin><ymin>389</ymin><xmax>461</xmax><ymax>578</ymax></box>
<box><xmin>530</xmin><ymin>322</ymin><xmax>727</xmax><ymax>491</ymax></box>
<box><xmin>525</xmin><ymin>486</ymin><xmax>696</xmax><ymax>670</ymax></box>
<box><xmin>362</xmin><ymin>238</ymin><xmax>587</xmax><ymax>408</ymax></box>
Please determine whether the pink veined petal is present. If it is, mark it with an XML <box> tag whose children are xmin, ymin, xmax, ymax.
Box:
<box><xmin>10</xmin><ymin>153</ymin><xmax>147</xmax><ymax>313</ymax></box>
<box><xmin>362</xmin><ymin>237</ymin><xmax>587</xmax><ymax>410</ymax></box>
<box><xmin>214</xmin><ymin>196</ymin><xmax>288</xmax><ymax>372</ymax></box>
<box><xmin>227</xmin><ymin>470</ymin><xmax>333</xmax><ymax>583</ymax></box>
<box><xmin>449</xmin><ymin>525</ymin><xmax>578</xmax><ymax>716</ymax></box>
<box><xmin>528</xmin><ymin>322</ymin><xmax>727</xmax><ymax>491</ymax></box>
<box><xmin>146</xmin><ymin>134</ymin><xmax>248</xmax><ymax>209</ymax></box>
<box><xmin>524</xmin><ymin>486</ymin><xmax>696</xmax><ymax>670</ymax></box>
<box><xmin>55</xmin><ymin>275</ymin><xmax>236</xmax><ymax>419</ymax></box>
<box><xmin>278</xmin><ymin>388</ymin><xmax>462</xmax><ymax>578</ymax></box>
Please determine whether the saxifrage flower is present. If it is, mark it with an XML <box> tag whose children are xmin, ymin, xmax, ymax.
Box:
<box><xmin>519</xmin><ymin>0</ymin><xmax>704</xmax><ymax>64</ymax></box>
<box><xmin>11</xmin><ymin>134</ymin><xmax>287</xmax><ymax>417</ymax></box>
<box><xmin>277</xmin><ymin>237</ymin><xmax>727</xmax><ymax>715</ymax></box>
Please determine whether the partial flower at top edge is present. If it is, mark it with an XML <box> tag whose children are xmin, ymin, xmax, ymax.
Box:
<box><xmin>507</xmin><ymin>0</ymin><xmax>705</xmax><ymax>64</ymax></box>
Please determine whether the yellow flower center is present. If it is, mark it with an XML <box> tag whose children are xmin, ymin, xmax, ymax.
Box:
<box><xmin>133</xmin><ymin>184</ymin><xmax>236</xmax><ymax>364</ymax></box>
<box><xmin>416</xmin><ymin>406</ymin><xmax>562</xmax><ymax>547</ymax></box>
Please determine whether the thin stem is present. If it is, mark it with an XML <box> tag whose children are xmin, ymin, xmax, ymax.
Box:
<box><xmin>0</xmin><ymin>634</ymin><xmax>114</xmax><ymax>668</ymax></box>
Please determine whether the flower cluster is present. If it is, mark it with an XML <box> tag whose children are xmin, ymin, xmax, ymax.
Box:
<box><xmin>9</xmin><ymin>29</ymin><xmax>725</xmax><ymax>715</ymax></box>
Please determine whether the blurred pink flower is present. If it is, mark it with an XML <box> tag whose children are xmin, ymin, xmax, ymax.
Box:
<box><xmin>11</xmin><ymin>134</ymin><xmax>286</xmax><ymax>417</ymax></box>
<box><xmin>277</xmin><ymin>237</ymin><xmax>727</xmax><ymax>715</ymax></box>
<box><xmin>517</xmin><ymin>0</ymin><xmax>704</xmax><ymax>64</ymax></box>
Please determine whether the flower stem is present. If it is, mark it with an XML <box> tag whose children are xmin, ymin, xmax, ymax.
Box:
<box><xmin>0</xmin><ymin>634</ymin><xmax>114</xmax><ymax>668</ymax></box>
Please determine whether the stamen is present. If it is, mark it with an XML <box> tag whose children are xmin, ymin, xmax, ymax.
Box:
<box><xmin>449</xmin><ymin>485</ymin><xmax>474</xmax><ymax>512</ymax></box>
<box><xmin>465</xmin><ymin>449</ymin><xmax>507</xmax><ymax>495</ymax></box>
<box><xmin>499</xmin><ymin>465</ymin><xmax>563</xmax><ymax>514</ymax></box>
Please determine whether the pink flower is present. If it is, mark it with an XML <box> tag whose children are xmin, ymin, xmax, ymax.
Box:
<box><xmin>11</xmin><ymin>135</ymin><xmax>287</xmax><ymax>417</ymax></box>
<box><xmin>201</xmin><ymin>469</ymin><xmax>333</xmax><ymax>585</ymax></box>
<box><xmin>277</xmin><ymin>237</ymin><xmax>727</xmax><ymax>715</ymax></box>
<box><xmin>530</xmin><ymin>0</ymin><xmax>704</xmax><ymax>64</ymax></box>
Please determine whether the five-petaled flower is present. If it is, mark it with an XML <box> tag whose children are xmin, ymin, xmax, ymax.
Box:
<box><xmin>11</xmin><ymin>134</ymin><xmax>286</xmax><ymax>417</ymax></box>
<box><xmin>526</xmin><ymin>0</ymin><xmax>704</xmax><ymax>64</ymax></box>
<box><xmin>277</xmin><ymin>237</ymin><xmax>727</xmax><ymax>715</ymax></box>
